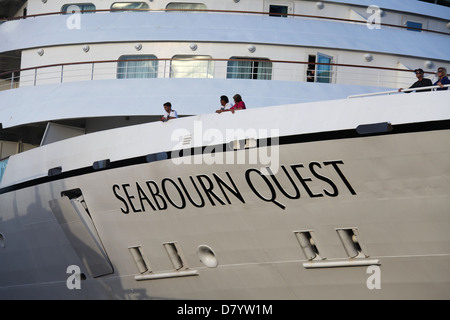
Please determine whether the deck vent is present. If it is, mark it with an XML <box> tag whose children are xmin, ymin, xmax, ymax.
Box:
<box><xmin>356</xmin><ymin>122</ymin><xmax>392</xmax><ymax>135</ymax></box>
<box><xmin>48</xmin><ymin>166</ymin><xmax>62</xmax><ymax>177</ymax></box>
<box><xmin>294</xmin><ymin>231</ymin><xmax>323</xmax><ymax>261</ymax></box>
<box><xmin>336</xmin><ymin>228</ymin><xmax>368</xmax><ymax>258</ymax></box>
<box><xmin>129</xmin><ymin>246</ymin><xmax>150</xmax><ymax>274</ymax></box>
<box><xmin>93</xmin><ymin>159</ymin><xmax>110</xmax><ymax>170</ymax></box>
<box><xmin>182</xmin><ymin>135</ymin><xmax>192</xmax><ymax>146</ymax></box>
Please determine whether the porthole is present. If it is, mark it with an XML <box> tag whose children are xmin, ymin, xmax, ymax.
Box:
<box><xmin>197</xmin><ymin>245</ymin><xmax>218</xmax><ymax>268</ymax></box>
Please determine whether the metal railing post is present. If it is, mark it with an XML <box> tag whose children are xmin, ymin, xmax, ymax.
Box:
<box><xmin>11</xmin><ymin>72</ymin><xmax>14</xmax><ymax>89</ymax></box>
<box><xmin>164</xmin><ymin>60</ymin><xmax>168</xmax><ymax>78</ymax></box>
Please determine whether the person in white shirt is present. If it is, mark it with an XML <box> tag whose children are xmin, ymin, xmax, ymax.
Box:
<box><xmin>161</xmin><ymin>102</ymin><xmax>178</xmax><ymax>121</ymax></box>
<box><xmin>215</xmin><ymin>95</ymin><xmax>232</xmax><ymax>114</ymax></box>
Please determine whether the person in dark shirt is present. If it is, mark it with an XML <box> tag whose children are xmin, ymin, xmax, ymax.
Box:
<box><xmin>434</xmin><ymin>67</ymin><xmax>450</xmax><ymax>91</ymax></box>
<box><xmin>399</xmin><ymin>69</ymin><xmax>432</xmax><ymax>93</ymax></box>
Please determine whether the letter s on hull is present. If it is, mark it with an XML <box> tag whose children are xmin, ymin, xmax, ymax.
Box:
<box><xmin>113</xmin><ymin>184</ymin><xmax>130</xmax><ymax>214</ymax></box>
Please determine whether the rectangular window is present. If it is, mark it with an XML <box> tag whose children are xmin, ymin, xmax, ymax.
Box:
<box><xmin>166</xmin><ymin>3</ymin><xmax>207</xmax><ymax>11</ymax></box>
<box><xmin>170</xmin><ymin>55</ymin><xmax>213</xmax><ymax>78</ymax></box>
<box><xmin>402</xmin><ymin>15</ymin><xmax>426</xmax><ymax>32</ymax></box>
<box><xmin>406</xmin><ymin>21</ymin><xmax>423</xmax><ymax>32</ymax></box>
<box><xmin>62</xmin><ymin>3</ymin><xmax>96</xmax><ymax>14</ymax></box>
<box><xmin>117</xmin><ymin>55</ymin><xmax>158</xmax><ymax>79</ymax></box>
<box><xmin>306</xmin><ymin>53</ymin><xmax>333</xmax><ymax>83</ymax></box>
<box><xmin>269</xmin><ymin>5</ymin><xmax>288</xmax><ymax>17</ymax></box>
<box><xmin>316</xmin><ymin>53</ymin><xmax>333</xmax><ymax>83</ymax></box>
<box><xmin>111</xmin><ymin>2</ymin><xmax>149</xmax><ymax>12</ymax></box>
<box><xmin>227</xmin><ymin>58</ymin><xmax>272</xmax><ymax>80</ymax></box>
<box><xmin>0</xmin><ymin>158</ymin><xmax>8</xmax><ymax>183</ymax></box>
<box><xmin>307</xmin><ymin>55</ymin><xmax>316</xmax><ymax>82</ymax></box>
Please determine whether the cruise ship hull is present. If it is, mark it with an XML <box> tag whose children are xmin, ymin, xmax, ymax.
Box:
<box><xmin>1</xmin><ymin>100</ymin><xmax>449</xmax><ymax>299</ymax></box>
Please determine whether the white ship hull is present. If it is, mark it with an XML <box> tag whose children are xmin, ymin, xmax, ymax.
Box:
<box><xmin>1</xmin><ymin>92</ymin><xmax>449</xmax><ymax>299</ymax></box>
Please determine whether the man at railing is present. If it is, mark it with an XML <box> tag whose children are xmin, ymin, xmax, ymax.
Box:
<box><xmin>398</xmin><ymin>68</ymin><xmax>432</xmax><ymax>93</ymax></box>
<box><xmin>160</xmin><ymin>102</ymin><xmax>178</xmax><ymax>122</ymax></box>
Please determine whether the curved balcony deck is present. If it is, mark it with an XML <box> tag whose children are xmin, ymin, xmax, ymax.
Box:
<box><xmin>0</xmin><ymin>10</ymin><xmax>448</xmax><ymax>61</ymax></box>
<box><xmin>0</xmin><ymin>76</ymin><xmax>391</xmax><ymax>129</ymax></box>
<box><xmin>0</xmin><ymin>54</ymin><xmax>446</xmax><ymax>128</ymax></box>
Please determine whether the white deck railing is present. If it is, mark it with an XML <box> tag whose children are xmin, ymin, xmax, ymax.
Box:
<box><xmin>1</xmin><ymin>8</ymin><xmax>448</xmax><ymax>35</ymax></box>
<box><xmin>0</xmin><ymin>58</ymin><xmax>440</xmax><ymax>92</ymax></box>
<box><xmin>347</xmin><ymin>84</ymin><xmax>450</xmax><ymax>98</ymax></box>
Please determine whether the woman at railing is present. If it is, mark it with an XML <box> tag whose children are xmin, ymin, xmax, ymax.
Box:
<box><xmin>434</xmin><ymin>67</ymin><xmax>450</xmax><ymax>90</ymax></box>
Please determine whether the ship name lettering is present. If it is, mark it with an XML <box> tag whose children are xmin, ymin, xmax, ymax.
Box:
<box><xmin>245</xmin><ymin>160</ymin><xmax>356</xmax><ymax>209</ymax></box>
<box><xmin>112</xmin><ymin>160</ymin><xmax>356</xmax><ymax>213</ymax></box>
<box><xmin>112</xmin><ymin>172</ymin><xmax>245</xmax><ymax>214</ymax></box>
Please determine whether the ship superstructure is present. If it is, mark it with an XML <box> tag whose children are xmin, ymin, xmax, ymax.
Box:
<box><xmin>0</xmin><ymin>0</ymin><xmax>449</xmax><ymax>299</ymax></box>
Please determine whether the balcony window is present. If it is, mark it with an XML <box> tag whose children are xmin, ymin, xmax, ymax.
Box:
<box><xmin>406</xmin><ymin>21</ymin><xmax>423</xmax><ymax>32</ymax></box>
<box><xmin>227</xmin><ymin>58</ymin><xmax>272</xmax><ymax>80</ymax></box>
<box><xmin>62</xmin><ymin>3</ymin><xmax>96</xmax><ymax>14</ymax></box>
<box><xmin>117</xmin><ymin>55</ymin><xmax>158</xmax><ymax>79</ymax></box>
<box><xmin>111</xmin><ymin>2</ymin><xmax>149</xmax><ymax>12</ymax></box>
<box><xmin>316</xmin><ymin>53</ymin><xmax>333</xmax><ymax>83</ymax></box>
<box><xmin>166</xmin><ymin>3</ymin><xmax>207</xmax><ymax>11</ymax></box>
<box><xmin>269</xmin><ymin>5</ymin><xmax>288</xmax><ymax>17</ymax></box>
<box><xmin>307</xmin><ymin>53</ymin><xmax>333</xmax><ymax>83</ymax></box>
<box><xmin>170</xmin><ymin>55</ymin><xmax>213</xmax><ymax>78</ymax></box>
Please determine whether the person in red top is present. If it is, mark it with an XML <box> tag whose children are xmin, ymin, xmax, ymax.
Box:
<box><xmin>216</xmin><ymin>94</ymin><xmax>246</xmax><ymax>114</ymax></box>
<box><xmin>231</xmin><ymin>94</ymin><xmax>246</xmax><ymax>111</ymax></box>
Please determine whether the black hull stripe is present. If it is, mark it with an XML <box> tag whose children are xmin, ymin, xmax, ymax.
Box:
<box><xmin>1</xmin><ymin>120</ymin><xmax>449</xmax><ymax>195</ymax></box>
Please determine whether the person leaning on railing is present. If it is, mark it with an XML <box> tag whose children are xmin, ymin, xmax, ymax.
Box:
<box><xmin>215</xmin><ymin>95</ymin><xmax>232</xmax><ymax>113</ymax></box>
<box><xmin>160</xmin><ymin>102</ymin><xmax>178</xmax><ymax>121</ymax></box>
<box><xmin>216</xmin><ymin>94</ymin><xmax>246</xmax><ymax>114</ymax></box>
<box><xmin>398</xmin><ymin>68</ymin><xmax>432</xmax><ymax>93</ymax></box>
<box><xmin>434</xmin><ymin>67</ymin><xmax>450</xmax><ymax>91</ymax></box>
